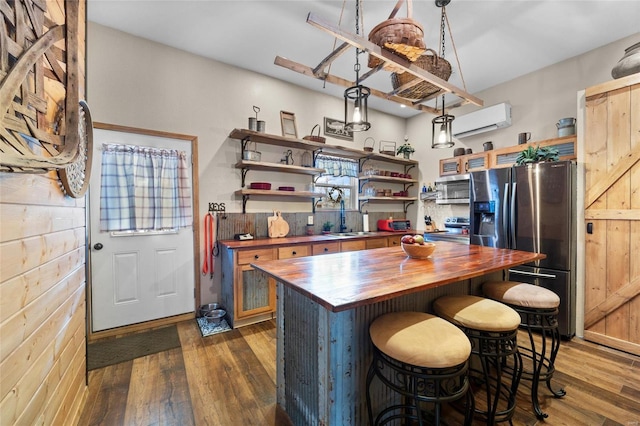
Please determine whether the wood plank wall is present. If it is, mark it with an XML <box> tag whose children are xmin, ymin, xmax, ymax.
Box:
<box><xmin>0</xmin><ymin>1</ymin><xmax>88</xmax><ymax>424</ymax></box>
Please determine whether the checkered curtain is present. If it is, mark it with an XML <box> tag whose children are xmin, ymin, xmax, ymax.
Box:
<box><xmin>316</xmin><ymin>154</ymin><xmax>358</xmax><ymax>177</ymax></box>
<box><xmin>99</xmin><ymin>143</ymin><xmax>192</xmax><ymax>231</ymax></box>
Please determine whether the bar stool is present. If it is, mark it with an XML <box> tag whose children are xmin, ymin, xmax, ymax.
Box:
<box><xmin>433</xmin><ymin>295</ymin><xmax>522</xmax><ymax>424</ymax></box>
<box><xmin>483</xmin><ymin>281</ymin><xmax>566</xmax><ymax>419</ymax></box>
<box><xmin>366</xmin><ymin>312</ymin><xmax>474</xmax><ymax>426</ymax></box>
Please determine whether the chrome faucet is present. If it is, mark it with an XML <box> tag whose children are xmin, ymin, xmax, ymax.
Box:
<box><xmin>339</xmin><ymin>200</ymin><xmax>347</xmax><ymax>232</ymax></box>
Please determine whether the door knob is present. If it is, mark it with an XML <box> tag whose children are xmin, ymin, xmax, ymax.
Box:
<box><xmin>93</xmin><ymin>243</ymin><xmax>103</xmax><ymax>250</ymax></box>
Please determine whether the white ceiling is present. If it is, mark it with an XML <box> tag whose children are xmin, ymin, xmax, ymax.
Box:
<box><xmin>87</xmin><ymin>0</ymin><xmax>640</xmax><ymax>118</ymax></box>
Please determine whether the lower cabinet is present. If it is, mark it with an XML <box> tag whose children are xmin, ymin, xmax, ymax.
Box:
<box><xmin>221</xmin><ymin>235</ymin><xmax>411</xmax><ymax>328</ymax></box>
<box><xmin>312</xmin><ymin>242</ymin><xmax>340</xmax><ymax>255</ymax></box>
<box><xmin>340</xmin><ymin>240</ymin><xmax>366</xmax><ymax>252</ymax></box>
<box><xmin>221</xmin><ymin>247</ymin><xmax>277</xmax><ymax>328</ymax></box>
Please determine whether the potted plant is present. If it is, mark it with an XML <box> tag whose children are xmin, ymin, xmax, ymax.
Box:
<box><xmin>322</xmin><ymin>221</ymin><xmax>333</xmax><ymax>234</ymax></box>
<box><xmin>516</xmin><ymin>145</ymin><xmax>559</xmax><ymax>166</ymax></box>
<box><xmin>396</xmin><ymin>142</ymin><xmax>415</xmax><ymax>159</ymax></box>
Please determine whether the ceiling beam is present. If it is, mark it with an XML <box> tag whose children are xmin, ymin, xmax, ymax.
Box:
<box><xmin>274</xmin><ymin>56</ymin><xmax>441</xmax><ymax>115</ymax></box>
<box><xmin>306</xmin><ymin>11</ymin><xmax>483</xmax><ymax>108</ymax></box>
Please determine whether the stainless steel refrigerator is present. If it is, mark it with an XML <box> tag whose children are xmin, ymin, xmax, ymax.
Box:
<box><xmin>469</xmin><ymin>161</ymin><xmax>576</xmax><ymax>338</ymax></box>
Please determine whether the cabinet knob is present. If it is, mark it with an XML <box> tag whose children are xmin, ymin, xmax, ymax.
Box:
<box><xmin>292</xmin><ymin>251</ymin><xmax>297</xmax><ymax>255</ymax></box>
<box><xmin>392</xmin><ymin>240</ymin><xmax>398</xmax><ymax>245</ymax></box>
<box><xmin>254</xmin><ymin>254</ymin><xmax>259</xmax><ymax>259</ymax></box>
<box><xmin>324</xmin><ymin>247</ymin><xmax>329</xmax><ymax>252</ymax></box>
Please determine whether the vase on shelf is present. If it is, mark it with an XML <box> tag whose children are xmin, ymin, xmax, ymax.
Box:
<box><xmin>611</xmin><ymin>42</ymin><xmax>640</xmax><ymax>79</ymax></box>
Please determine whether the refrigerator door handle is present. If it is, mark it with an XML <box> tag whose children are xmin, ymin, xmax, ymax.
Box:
<box><xmin>503</xmin><ymin>182</ymin><xmax>510</xmax><ymax>247</ymax></box>
<box><xmin>508</xmin><ymin>268</ymin><xmax>557</xmax><ymax>279</ymax></box>
<box><xmin>510</xmin><ymin>182</ymin><xmax>517</xmax><ymax>249</ymax></box>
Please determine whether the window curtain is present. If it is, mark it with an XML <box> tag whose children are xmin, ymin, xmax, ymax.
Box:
<box><xmin>100</xmin><ymin>143</ymin><xmax>192</xmax><ymax>231</ymax></box>
<box><xmin>316</xmin><ymin>154</ymin><xmax>358</xmax><ymax>177</ymax></box>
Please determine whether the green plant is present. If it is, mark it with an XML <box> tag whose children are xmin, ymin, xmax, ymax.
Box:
<box><xmin>396</xmin><ymin>143</ymin><xmax>415</xmax><ymax>156</ymax></box>
<box><xmin>322</xmin><ymin>221</ymin><xmax>333</xmax><ymax>231</ymax></box>
<box><xmin>515</xmin><ymin>145</ymin><xmax>559</xmax><ymax>165</ymax></box>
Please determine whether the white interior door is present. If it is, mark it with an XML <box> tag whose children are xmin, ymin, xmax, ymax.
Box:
<box><xmin>89</xmin><ymin>127</ymin><xmax>195</xmax><ymax>332</ymax></box>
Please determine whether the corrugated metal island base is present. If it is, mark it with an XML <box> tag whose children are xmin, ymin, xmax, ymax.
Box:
<box><xmin>252</xmin><ymin>241</ymin><xmax>544</xmax><ymax>425</ymax></box>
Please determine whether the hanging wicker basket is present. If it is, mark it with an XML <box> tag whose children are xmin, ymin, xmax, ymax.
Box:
<box><xmin>366</xmin><ymin>0</ymin><xmax>425</xmax><ymax>72</ymax></box>
<box><xmin>390</xmin><ymin>49</ymin><xmax>452</xmax><ymax>100</ymax></box>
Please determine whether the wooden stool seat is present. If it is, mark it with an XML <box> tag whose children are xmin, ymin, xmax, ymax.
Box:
<box><xmin>370</xmin><ymin>311</ymin><xmax>471</xmax><ymax>368</ymax></box>
<box><xmin>434</xmin><ymin>295</ymin><xmax>522</xmax><ymax>424</ymax></box>
<box><xmin>483</xmin><ymin>281</ymin><xmax>560</xmax><ymax>309</ymax></box>
<box><xmin>433</xmin><ymin>295</ymin><xmax>521</xmax><ymax>332</ymax></box>
<box><xmin>483</xmin><ymin>281</ymin><xmax>566</xmax><ymax>420</ymax></box>
<box><xmin>366</xmin><ymin>311</ymin><xmax>474</xmax><ymax>426</ymax></box>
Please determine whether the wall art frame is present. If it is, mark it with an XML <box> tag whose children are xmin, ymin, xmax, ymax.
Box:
<box><xmin>323</xmin><ymin>117</ymin><xmax>353</xmax><ymax>141</ymax></box>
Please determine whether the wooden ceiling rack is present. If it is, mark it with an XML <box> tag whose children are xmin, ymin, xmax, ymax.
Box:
<box><xmin>274</xmin><ymin>12</ymin><xmax>483</xmax><ymax>115</ymax></box>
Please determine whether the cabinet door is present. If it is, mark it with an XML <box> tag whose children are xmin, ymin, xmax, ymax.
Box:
<box><xmin>464</xmin><ymin>152</ymin><xmax>489</xmax><ymax>173</ymax></box>
<box><xmin>439</xmin><ymin>157</ymin><xmax>462</xmax><ymax>176</ymax></box>
<box><xmin>278</xmin><ymin>245</ymin><xmax>311</xmax><ymax>259</ymax></box>
<box><xmin>387</xmin><ymin>235</ymin><xmax>402</xmax><ymax>247</ymax></box>
<box><xmin>312</xmin><ymin>242</ymin><xmax>340</xmax><ymax>255</ymax></box>
<box><xmin>365</xmin><ymin>237</ymin><xmax>388</xmax><ymax>249</ymax></box>
<box><xmin>236</xmin><ymin>264</ymin><xmax>275</xmax><ymax>319</ymax></box>
<box><xmin>341</xmin><ymin>240</ymin><xmax>366</xmax><ymax>252</ymax></box>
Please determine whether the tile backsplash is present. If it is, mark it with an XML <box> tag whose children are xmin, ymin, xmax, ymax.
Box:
<box><xmin>215</xmin><ymin>211</ymin><xmax>408</xmax><ymax>240</ymax></box>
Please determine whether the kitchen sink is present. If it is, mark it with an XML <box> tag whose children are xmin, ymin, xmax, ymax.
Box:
<box><xmin>330</xmin><ymin>231</ymin><xmax>378</xmax><ymax>237</ymax></box>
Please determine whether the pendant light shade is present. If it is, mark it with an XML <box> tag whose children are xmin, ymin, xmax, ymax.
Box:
<box><xmin>432</xmin><ymin>95</ymin><xmax>454</xmax><ymax>148</ymax></box>
<box><xmin>344</xmin><ymin>83</ymin><xmax>371</xmax><ymax>132</ymax></box>
<box><xmin>431</xmin><ymin>112</ymin><xmax>455</xmax><ymax>148</ymax></box>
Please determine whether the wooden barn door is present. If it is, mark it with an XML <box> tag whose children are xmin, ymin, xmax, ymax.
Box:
<box><xmin>583</xmin><ymin>73</ymin><xmax>640</xmax><ymax>355</ymax></box>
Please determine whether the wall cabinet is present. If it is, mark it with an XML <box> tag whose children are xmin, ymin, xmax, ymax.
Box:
<box><xmin>230</xmin><ymin>128</ymin><xmax>418</xmax><ymax>213</ymax></box>
<box><xmin>438</xmin><ymin>136</ymin><xmax>576</xmax><ymax>176</ymax></box>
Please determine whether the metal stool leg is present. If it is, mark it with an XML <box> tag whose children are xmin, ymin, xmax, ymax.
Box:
<box><xmin>520</xmin><ymin>308</ymin><xmax>566</xmax><ymax>420</ymax></box>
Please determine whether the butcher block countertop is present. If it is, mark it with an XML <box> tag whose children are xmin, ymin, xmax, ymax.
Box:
<box><xmin>218</xmin><ymin>230</ymin><xmax>418</xmax><ymax>249</ymax></box>
<box><xmin>251</xmin><ymin>241</ymin><xmax>545</xmax><ymax>312</ymax></box>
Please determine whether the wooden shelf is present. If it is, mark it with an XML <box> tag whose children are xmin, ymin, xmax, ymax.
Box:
<box><xmin>420</xmin><ymin>192</ymin><xmax>437</xmax><ymax>201</ymax></box>
<box><xmin>235</xmin><ymin>188</ymin><xmax>326</xmax><ymax>213</ymax></box>
<box><xmin>230</xmin><ymin>129</ymin><xmax>418</xmax><ymax>166</ymax></box>
<box><xmin>359</xmin><ymin>196</ymin><xmax>417</xmax><ymax>215</ymax></box>
<box><xmin>230</xmin><ymin>129</ymin><xmax>419</xmax><ymax>214</ymax></box>
<box><xmin>359</xmin><ymin>175</ymin><xmax>418</xmax><ymax>184</ymax></box>
<box><xmin>235</xmin><ymin>160</ymin><xmax>325</xmax><ymax>182</ymax></box>
<box><xmin>359</xmin><ymin>196</ymin><xmax>418</xmax><ymax>202</ymax></box>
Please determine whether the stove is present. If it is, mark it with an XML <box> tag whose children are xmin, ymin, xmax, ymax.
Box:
<box><xmin>424</xmin><ymin>216</ymin><xmax>470</xmax><ymax>244</ymax></box>
<box><xmin>443</xmin><ymin>217</ymin><xmax>470</xmax><ymax>234</ymax></box>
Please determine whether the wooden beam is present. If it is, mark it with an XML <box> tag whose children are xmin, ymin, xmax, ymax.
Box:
<box><xmin>584</xmin><ymin>209</ymin><xmax>640</xmax><ymax>220</ymax></box>
<box><xmin>306</xmin><ymin>12</ymin><xmax>483</xmax><ymax>107</ymax></box>
<box><xmin>585</xmin><ymin>147</ymin><xmax>640</xmax><ymax>208</ymax></box>
<box><xmin>274</xmin><ymin>56</ymin><xmax>440</xmax><ymax>115</ymax></box>
<box><xmin>312</xmin><ymin>42</ymin><xmax>350</xmax><ymax>77</ymax></box>
<box><xmin>584</xmin><ymin>275</ymin><xmax>640</xmax><ymax>328</ymax></box>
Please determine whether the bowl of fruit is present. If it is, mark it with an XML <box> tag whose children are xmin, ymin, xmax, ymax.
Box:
<box><xmin>400</xmin><ymin>234</ymin><xmax>436</xmax><ymax>259</ymax></box>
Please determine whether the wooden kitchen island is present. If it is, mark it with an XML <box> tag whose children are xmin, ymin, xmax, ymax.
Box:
<box><xmin>251</xmin><ymin>241</ymin><xmax>545</xmax><ymax>425</ymax></box>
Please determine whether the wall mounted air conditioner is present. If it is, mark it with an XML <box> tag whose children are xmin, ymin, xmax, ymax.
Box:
<box><xmin>452</xmin><ymin>102</ymin><xmax>512</xmax><ymax>138</ymax></box>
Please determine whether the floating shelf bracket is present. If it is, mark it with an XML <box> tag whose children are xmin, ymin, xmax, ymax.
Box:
<box><xmin>241</xmin><ymin>195</ymin><xmax>249</xmax><ymax>214</ymax></box>
<box><xmin>240</xmin><ymin>168</ymin><xmax>249</xmax><ymax>187</ymax></box>
<box><xmin>358</xmin><ymin>199</ymin><xmax>370</xmax><ymax>213</ymax></box>
<box><xmin>403</xmin><ymin>201</ymin><xmax>415</xmax><ymax>215</ymax></box>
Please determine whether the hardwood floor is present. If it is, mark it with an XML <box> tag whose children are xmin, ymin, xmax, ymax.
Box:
<box><xmin>78</xmin><ymin>319</ymin><xmax>640</xmax><ymax>425</ymax></box>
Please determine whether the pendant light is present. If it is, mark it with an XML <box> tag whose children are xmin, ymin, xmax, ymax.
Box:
<box><xmin>431</xmin><ymin>0</ymin><xmax>455</xmax><ymax>148</ymax></box>
<box><xmin>344</xmin><ymin>0</ymin><xmax>371</xmax><ymax>132</ymax></box>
